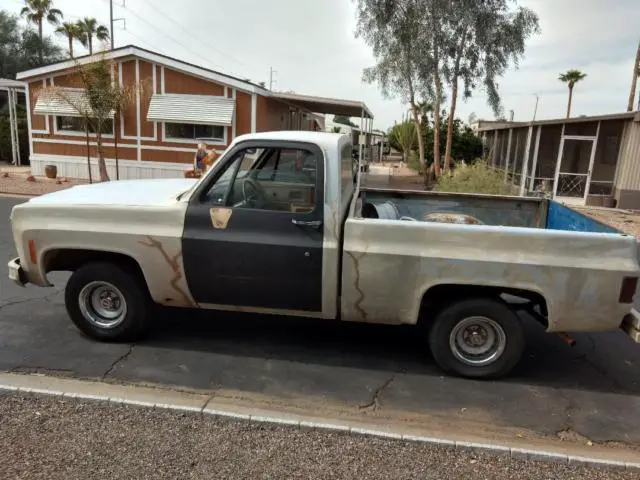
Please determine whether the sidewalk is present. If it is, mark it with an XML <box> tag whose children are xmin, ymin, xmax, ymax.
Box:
<box><xmin>1</xmin><ymin>392</ymin><xmax>636</xmax><ymax>480</ymax></box>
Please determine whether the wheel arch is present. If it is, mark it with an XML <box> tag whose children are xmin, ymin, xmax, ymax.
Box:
<box><xmin>417</xmin><ymin>283</ymin><xmax>550</xmax><ymax>328</ymax></box>
<box><xmin>41</xmin><ymin>247</ymin><xmax>147</xmax><ymax>286</ymax></box>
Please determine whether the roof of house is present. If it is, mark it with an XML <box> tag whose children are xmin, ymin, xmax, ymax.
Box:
<box><xmin>16</xmin><ymin>45</ymin><xmax>267</xmax><ymax>94</ymax></box>
<box><xmin>16</xmin><ymin>45</ymin><xmax>374</xmax><ymax>119</ymax></box>
<box><xmin>478</xmin><ymin>111</ymin><xmax>640</xmax><ymax>132</ymax></box>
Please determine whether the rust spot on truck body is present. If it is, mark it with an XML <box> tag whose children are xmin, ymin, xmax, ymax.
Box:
<box><xmin>138</xmin><ymin>236</ymin><xmax>196</xmax><ymax>307</ymax></box>
<box><xmin>345</xmin><ymin>250</ymin><xmax>368</xmax><ymax>321</ymax></box>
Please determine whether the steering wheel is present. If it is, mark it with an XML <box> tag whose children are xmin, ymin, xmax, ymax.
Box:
<box><xmin>241</xmin><ymin>177</ymin><xmax>267</xmax><ymax>209</ymax></box>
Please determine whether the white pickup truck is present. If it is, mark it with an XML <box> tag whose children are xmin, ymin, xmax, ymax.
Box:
<box><xmin>8</xmin><ymin>131</ymin><xmax>640</xmax><ymax>378</ymax></box>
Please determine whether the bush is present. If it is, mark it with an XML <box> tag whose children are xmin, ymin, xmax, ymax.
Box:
<box><xmin>435</xmin><ymin>161</ymin><xmax>516</xmax><ymax>195</ymax></box>
<box><xmin>407</xmin><ymin>150</ymin><xmax>422</xmax><ymax>173</ymax></box>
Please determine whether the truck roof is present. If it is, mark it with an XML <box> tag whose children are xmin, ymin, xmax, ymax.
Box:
<box><xmin>232</xmin><ymin>131</ymin><xmax>349</xmax><ymax>150</ymax></box>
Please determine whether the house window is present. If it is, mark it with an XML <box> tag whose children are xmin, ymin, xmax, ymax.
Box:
<box><xmin>56</xmin><ymin>116</ymin><xmax>114</xmax><ymax>135</ymax></box>
<box><xmin>165</xmin><ymin>123</ymin><xmax>225</xmax><ymax>141</ymax></box>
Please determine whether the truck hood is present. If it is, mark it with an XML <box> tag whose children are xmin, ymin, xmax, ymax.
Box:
<box><xmin>25</xmin><ymin>178</ymin><xmax>198</xmax><ymax>207</ymax></box>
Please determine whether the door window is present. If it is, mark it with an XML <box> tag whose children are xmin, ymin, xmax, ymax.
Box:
<box><xmin>203</xmin><ymin>146</ymin><xmax>318</xmax><ymax>213</ymax></box>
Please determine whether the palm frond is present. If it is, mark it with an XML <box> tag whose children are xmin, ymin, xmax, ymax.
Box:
<box><xmin>96</xmin><ymin>25</ymin><xmax>110</xmax><ymax>41</ymax></box>
<box><xmin>46</xmin><ymin>8</ymin><xmax>63</xmax><ymax>25</ymax></box>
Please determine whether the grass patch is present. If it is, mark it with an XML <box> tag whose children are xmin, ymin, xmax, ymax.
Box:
<box><xmin>435</xmin><ymin>161</ymin><xmax>516</xmax><ymax>195</ymax></box>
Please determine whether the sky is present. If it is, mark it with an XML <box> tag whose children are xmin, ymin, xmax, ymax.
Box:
<box><xmin>4</xmin><ymin>0</ymin><xmax>640</xmax><ymax>130</ymax></box>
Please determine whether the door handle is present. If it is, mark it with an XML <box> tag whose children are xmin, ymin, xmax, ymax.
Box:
<box><xmin>292</xmin><ymin>219</ymin><xmax>323</xmax><ymax>229</ymax></box>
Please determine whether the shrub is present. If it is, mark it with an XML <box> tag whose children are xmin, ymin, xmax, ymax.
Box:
<box><xmin>407</xmin><ymin>150</ymin><xmax>422</xmax><ymax>173</ymax></box>
<box><xmin>435</xmin><ymin>161</ymin><xmax>516</xmax><ymax>195</ymax></box>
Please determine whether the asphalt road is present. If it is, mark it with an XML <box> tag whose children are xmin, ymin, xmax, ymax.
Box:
<box><xmin>1</xmin><ymin>196</ymin><xmax>640</xmax><ymax>445</ymax></box>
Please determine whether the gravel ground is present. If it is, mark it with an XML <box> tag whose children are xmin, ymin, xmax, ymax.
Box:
<box><xmin>574</xmin><ymin>206</ymin><xmax>640</xmax><ymax>238</ymax></box>
<box><xmin>0</xmin><ymin>393</ymin><xmax>636</xmax><ymax>480</ymax></box>
<box><xmin>0</xmin><ymin>172</ymin><xmax>87</xmax><ymax>196</ymax></box>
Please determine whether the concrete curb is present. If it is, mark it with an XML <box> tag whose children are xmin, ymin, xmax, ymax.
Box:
<box><xmin>0</xmin><ymin>377</ymin><xmax>638</xmax><ymax>472</ymax></box>
<box><xmin>0</xmin><ymin>192</ymin><xmax>38</xmax><ymax>198</ymax></box>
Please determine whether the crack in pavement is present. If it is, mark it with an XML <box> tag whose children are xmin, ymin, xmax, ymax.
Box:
<box><xmin>577</xmin><ymin>333</ymin><xmax>626</xmax><ymax>392</ymax></box>
<box><xmin>200</xmin><ymin>393</ymin><xmax>216</xmax><ymax>414</ymax></box>
<box><xmin>359</xmin><ymin>374</ymin><xmax>396</xmax><ymax>412</ymax></box>
<box><xmin>102</xmin><ymin>344</ymin><xmax>134</xmax><ymax>380</ymax></box>
<box><xmin>0</xmin><ymin>288</ymin><xmax>63</xmax><ymax>310</ymax></box>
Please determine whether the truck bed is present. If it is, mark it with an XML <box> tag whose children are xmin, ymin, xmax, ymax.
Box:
<box><xmin>360</xmin><ymin>188</ymin><xmax>621</xmax><ymax>233</ymax></box>
<box><xmin>340</xmin><ymin>187</ymin><xmax>638</xmax><ymax>333</ymax></box>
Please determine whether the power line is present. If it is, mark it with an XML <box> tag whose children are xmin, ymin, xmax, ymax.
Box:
<box><xmin>136</xmin><ymin>0</ymin><xmax>258</xmax><ymax>75</ymax></box>
<box><xmin>104</xmin><ymin>0</ymin><xmax>241</xmax><ymax>76</ymax></box>
<box><xmin>118</xmin><ymin>26</ymin><xmax>158</xmax><ymax>52</ymax></box>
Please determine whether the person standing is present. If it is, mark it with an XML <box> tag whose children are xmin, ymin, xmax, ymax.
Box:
<box><xmin>194</xmin><ymin>142</ymin><xmax>208</xmax><ymax>175</ymax></box>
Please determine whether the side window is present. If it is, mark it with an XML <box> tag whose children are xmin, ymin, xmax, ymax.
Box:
<box><xmin>203</xmin><ymin>148</ymin><xmax>263</xmax><ymax>205</ymax></box>
<box><xmin>203</xmin><ymin>146</ymin><xmax>319</xmax><ymax>214</ymax></box>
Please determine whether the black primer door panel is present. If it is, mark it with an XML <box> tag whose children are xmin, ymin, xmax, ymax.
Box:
<box><xmin>182</xmin><ymin>140</ymin><xmax>324</xmax><ymax>312</ymax></box>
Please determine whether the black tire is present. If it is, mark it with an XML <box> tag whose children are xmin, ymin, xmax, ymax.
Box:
<box><xmin>428</xmin><ymin>297</ymin><xmax>525</xmax><ymax>379</ymax></box>
<box><xmin>65</xmin><ymin>262</ymin><xmax>151</xmax><ymax>342</ymax></box>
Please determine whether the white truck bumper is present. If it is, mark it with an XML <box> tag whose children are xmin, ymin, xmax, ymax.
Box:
<box><xmin>8</xmin><ymin>257</ymin><xmax>27</xmax><ymax>287</ymax></box>
<box><xmin>622</xmin><ymin>308</ymin><xmax>640</xmax><ymax>343</ymax></box>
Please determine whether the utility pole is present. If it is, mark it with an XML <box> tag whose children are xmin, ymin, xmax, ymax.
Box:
<box><xmin>269</xmin><ymin>67</ymin><xmax>277</xmax><ymax>91</ymax></box>
<box><xmin>627</xmin><ymin>41</ymin><xmax>640</xmax><ymax>112</ymax></box>
<box><xmin>110</xmin><ymin>0</ymin><xmax>126</xmax><ymax>50</ymax></box>
<box><xmin>110</xmin><ymin>0</ymin><xmax>114</xmax><ymax>49</ymax></box>
<box><xmin>532</xmin><ymin>94</ymin><xmax>539</xmax><ymax>121</ymax></box>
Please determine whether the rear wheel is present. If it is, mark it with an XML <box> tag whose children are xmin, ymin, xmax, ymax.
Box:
<box><xmin>428</xmin><ymin>298</ymin><xmax>525</xmax><ymax>379</ymax></box>
<box><xmin>65</xmin><ymin>262</ymin><xmax>151</xmax><ymax>342</ymax></box>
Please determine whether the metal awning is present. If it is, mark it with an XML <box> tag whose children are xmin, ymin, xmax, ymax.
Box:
<box><xmin>147</xmin><ymin>94</ymin><xmax>235</xmax><ymax>126</ymax></box>
<box><xmin>34</xmin><ymin>89</ymin><xmax>114</xmax><ymax>118</ymax></box>
<box><xmin>270</xmin><ymin>92</ymin><xmax>373</xmax><ymax>119</ymax></box>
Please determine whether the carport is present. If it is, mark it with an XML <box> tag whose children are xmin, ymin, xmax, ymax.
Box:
<box><xmin>270</xmin><ymin>91</ymin><xmax>374</xmax><ymax>167</ymax></box>
<box><xmin>0</xmin><ymin>78</ymin><xmax>26</xmax><ymax>166</ymax></box>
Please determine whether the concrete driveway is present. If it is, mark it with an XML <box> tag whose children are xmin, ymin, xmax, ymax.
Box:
<box><xmin>1</xmin><ymin>195</ymin><xmax>639</xmax><ymax>445</ymax></box>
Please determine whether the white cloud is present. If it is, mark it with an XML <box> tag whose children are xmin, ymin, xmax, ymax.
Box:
<box><xmin>9</xmin><ymin>0</ymin><xmax>640</xmax><ymax>130</ymax></box>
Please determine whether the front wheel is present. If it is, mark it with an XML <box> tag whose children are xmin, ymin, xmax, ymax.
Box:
<box><xmin>428</xmin><ymin>298</ymin><xmax>525</xmax><ymax>379</ymax></box>
<box><xmin>65</xmin><ymin>262</ymin><xmax>151</xmax><ymax>342</ymax></box>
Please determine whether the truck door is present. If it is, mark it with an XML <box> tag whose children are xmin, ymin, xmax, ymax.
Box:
<box><xmin>182</xmin><ymin>140</ymin><xmax>324</xmax><ymax>313</ymax></box>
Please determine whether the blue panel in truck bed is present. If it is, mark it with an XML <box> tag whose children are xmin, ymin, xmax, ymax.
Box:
<box><xmin>546</xmin><ymin>201</ymin><xmax>620</xmax><ymax>233</ymax></box>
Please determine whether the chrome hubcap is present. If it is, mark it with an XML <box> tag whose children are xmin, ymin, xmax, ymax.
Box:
<box><xmin>78</xmin><ymin>281</ymin><xmax>127</xmax><ymax>329</ymax></box>
<box><xmin>449</xmin><ymin>316</ymin><xmax>506</xmax><ymax>367</ymax></box>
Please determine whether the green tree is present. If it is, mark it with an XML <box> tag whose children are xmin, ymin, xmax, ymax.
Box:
<box><xmin>55</xmin><ymin>21</ymin><xmax>84</xmax><ymax>58</ymax></box>
<box><xmin>20</xmin><ymin>0</ymin><xmax>63</xmax><ymax>63</ymax></box>
<box><xmin>355</xmin><ymin>0</ymin><xmax>439</xmax><ymax>184</ymax></box>
<box><xmin>0</xmin><ymin>10</ymin><xmax>63</xmax><ymax>77</ymax></box>
<box><xmin>441</xmin><ymin>0</ymin><xmax>539</xmax><ymax>172</ymax></box>
<box><xmin>41</xmin><ymin>56</ymin><xmax>144</xmax><ymax>181</ymax></box>
<box><xmin>333</xmin><ymin>115</ymin><xmax>357</xmax><ymax>127</ymax></box>
<box><xmin>416</xmin><ymin>100</ymin><xmax>433</xmax><ymax>128</ymax></box>
<box><xmin>559</xmin><ymin>69</ymin><xmax>587</xmax><ymax>118</ymax></box>
<box><xmin>77</xmin><ymin>17</ymin><xmax>110</xmax><ymax>55</ymax></box>
<box><xmin>389</xmin><ymin>117</ymin><xmax>417</xmax><ymax>163</ymax></box>
<box><xmin>0</xmin><ymin>12</ymin><xmax>21</xmax><ymax>78</ymax></box>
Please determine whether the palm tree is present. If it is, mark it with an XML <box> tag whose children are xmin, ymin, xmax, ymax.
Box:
<box><xmin>559</xmin><ymin>70</ymin><xmax>587</xmax><ymax>118</ymax></box>
<box><xmin>77</xmin><ymin>17</ymin><xmax>110</xmax><ymax>55</ymax></box>
<box><xmin>20</xmin><ymin>0</ymin><xmax>63</xmax><ymax>63</ymax></box>
<box><xmin>55</xmin><ymin>22</ymin><xmax>84</xmax><ymax>58</ymax></box>
<box><xmin>416</xmin><ymin>100</ymin><xmax>434</xmax><ymax>127</ymax></box>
